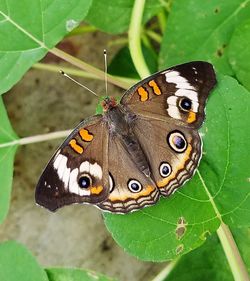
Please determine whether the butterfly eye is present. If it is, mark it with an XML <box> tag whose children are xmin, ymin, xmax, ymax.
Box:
<box><xmin>179</xmin><ymin>98</ymin><xmax>192</xmax><ymax>111</ymax></box>
<box><xmin>127</xmin><ymin>179</ymin><xmax>142</xmax><ymax>193</ymax></box>
<box><xmin>159</xmin><ymin>162</ymin><xmax>172</xmax><ymax>177</ymax></box>
<box><xmin>167</xmin><ymin>131</ymin><xmax>187</xmax><ymax>153</ymax></box>
<box><xmin>78</xmin><ymin>174</ymin><xmax>92</xmax><ymax>189</ymax></box>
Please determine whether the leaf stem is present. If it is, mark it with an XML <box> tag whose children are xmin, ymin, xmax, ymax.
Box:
<box><xmin>49</xmin><ymin>47</ymin><xmax>131</xmax><ymax>90</ymax></box>
<box><xmin>33</xmin><ymin>63</ymin><xmax>138</xmax><ymax>86</ymax></box>
<box><xmin>128</xmin><ymin>0</ymin><xmax>150</xmax><ymax>79</ymax></box>
<box><xmin>0</xmin><ymin>130</ymin><xmax>72</xmax><ymax>149</ymax></box>
<box><xmin>66</xmin><ymin>25</ymin><xmax>97</xmax><ymax>37</ymax></box>
<box><xmin>217</xmin><ymin>223</ymin><xmax>250</xmax><ymax>281</ymax></box>
<box><xmin>145</xmin><ymin>30</ymin><xmax>162</xmax><ymax>44</ymax></box>
<box><xmin>151</xmin><ymin>258</ymin><xmax>180</xmax><ymax>281</ymax></box>
<box><xmin>197</xmin><ymin>170</ymin><xmax>249</xmax><ymax>281</ymax></box>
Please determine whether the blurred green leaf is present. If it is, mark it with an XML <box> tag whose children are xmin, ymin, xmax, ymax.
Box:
<box><xmin>86</xmin><ymin>0</ymin><xmax>162</xmax><ymax>34</ymax></box>
<box><xmin>0</xmin><ymin>241</ymin><xmax>49</xmax><ymax>281</ymax></box>
<box><xmin>46</xmin><ymin>268</ymin><xmax>115</xmax><ymax>281</ymax></box>
<box><xmin>104</xmin><ymin>75</ymin><xmax>250</xmax><ymax>261</ymax></box>
<box><xmin>0</xmin><ymin>97</ymin><xmax>18</xmax><ymax>224</ymax></box>
<box><xmin>108</xmin><ymin>46</ymin><xmax>158</xmax><ymax>79</ymax></box>
<box><xmin>228</xmin><ymin>19</ymin><xmax>250</xmax><ymax>91</ymax></box>
<box><xmin>0</xmin><ymin>0</ymin><xmax>92</xmax><ymax>95</ymax></box>
<box><xmin>159</xmin><ymin>0</ymin><xmax>250</xmax><ymax>74</ymax></box>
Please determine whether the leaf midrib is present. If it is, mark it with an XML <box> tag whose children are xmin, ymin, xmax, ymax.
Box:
<box><xmin>0</xmin><ymin>10</ymin><xmax>47</xmax><ymax>50</ymax></box>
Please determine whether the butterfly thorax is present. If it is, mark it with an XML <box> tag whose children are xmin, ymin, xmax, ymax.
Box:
<box><xmin>101</xmin><ymin>96</ymin><xmax>117</xmax><ymax>112</ymax></box>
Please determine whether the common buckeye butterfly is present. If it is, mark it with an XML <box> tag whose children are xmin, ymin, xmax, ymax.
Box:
<box><xmin>35</xmin><ymin>61</ymin><xmax>216</xmax><ymax>213</ymax></box>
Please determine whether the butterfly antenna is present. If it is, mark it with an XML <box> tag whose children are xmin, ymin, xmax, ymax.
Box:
<box><xmin>104</xmin><ymin>49</ymin><xmax>108</xmax><ymax>96</ymax></box>
<box><xmin>60</xmin><ymin>70</ymin><xmax>99</xmax><ymax>97</ymax></box>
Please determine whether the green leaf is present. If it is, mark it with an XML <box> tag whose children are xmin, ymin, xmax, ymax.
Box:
<box><xmin>104</xmin><ymin>75</ymin><xmax>250</xmax><ymax>261</ymax></box>
<box><xmin>86</xmin><ymin>0</ymin><xmax>163</xmax><ymax>34</ymax></box>
<box><xmin>0</xmin><ymin>97</ymin><xmax>18</xmax><ymax>224</ymax></box>
<box><xmin>159</xmin><ymin>0</ymin><xmax>250</xmax><ymax>74</ymax></box>
<box><xmin>166</xmin><ymin>227</ymin><xmax>250</xmax><ymax>281</ymax></box>
<box><xmin>0</xmin><ymin>0</ymin><xmax>92</xmax><ymax>95</ymax></box>
<box><xmin>228</xmin><ymin>19</ymin><xmax>250</xmax><ymax>91</ymax></box>
<box><xmin>46</xmin><ymin>268</ymin><xmax>115</xmax><ymax>281</ymax></box>
<box><xmin>0</xmin><ymin>241</ymin><xmax>49</xmax><ymax>281</ymax></box>
<box><xmin>108</xmin><ymin>46</ymin><xmax>158</xmax><ymax>79</ymax></box>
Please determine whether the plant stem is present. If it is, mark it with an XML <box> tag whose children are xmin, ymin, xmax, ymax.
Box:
<box><xmin>197</xmin><ymin>170</ymin><xmax>249</xmax><ymax>281</ymax></box>
<box><xmin>49</xmin><ymin>47</ymin><xmax>131</xmax><ymax>90</ymax></box>
<box><xmin>66</xmin><ymin>25</ymin><xmax>97</xmax><ymax>37</ymax></box>
<box><xmin>33</xmin><ymin>63</ymin><xmax>138</xmax><ymax>86</ymax></box>
<box><xmin>151</xmin><ymin>259</ymin><xmax>180</xmax><ymax>281</ymax></box>
<box><xmin>217</xmin><ymin>223</ymin><xmax>250</xmax><ymax>281</ymax></box>
<box><xmin>128</xmin><ymin>0</ymin><xmax>150</xmax><ymax>79</ymax></box>
<box><xmin>0</xmin><ymin>130</ymin><xmax>72</xmax><ymax>149</ymax></box>
<box><xmin>146</xmin><ymin>30</ymin><xmax>162</xmax><ymax>44</ymax></box>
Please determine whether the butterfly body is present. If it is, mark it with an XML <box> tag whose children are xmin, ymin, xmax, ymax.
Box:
<box><xmin>36</xmin><ymin>61</ymin><xmax>216</xmax><ymax>213</ymax></box>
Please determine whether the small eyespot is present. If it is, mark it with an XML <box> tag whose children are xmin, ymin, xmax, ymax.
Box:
<box><xmin>109</xmin><ymin>173</ymin><xmax>115</xmax><ymax>193</ymax></box>
<box><xmin>127</xmin><ymin>179</ymin><xmax>142</xmax><ymax>193</ymax></box>
<box><xmin>179</xmin><ymin>98</ymin><xmax>192</xmax><ymax>111</ymax></box>
<box><xmin>160</xmin><ymin>162</ymin><xmax>172</xmax><ymax>177</ymax></box>
<box><xmin>167</xmin><ymin>131</ymin><xmax>187</xmax><ymax>153</ymax></box>
<box><xmin>78</xmin><ymin>174</ymin><xmax>92</xmax><ymax>189</ymax></box>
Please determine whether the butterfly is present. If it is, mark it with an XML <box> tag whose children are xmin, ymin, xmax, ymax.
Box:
<box><xmin>35</xmin><ymin>61</ymin><xmax>216</xmax><ymax>214</ymax></box>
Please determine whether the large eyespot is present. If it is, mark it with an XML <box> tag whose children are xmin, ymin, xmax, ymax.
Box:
<box><xmin>127</xmin><ymin>179</ymin><xmax>142</xmax><ymax>193</ymax></box>
<box><xmin>78</xmin><ymin>174</ymin><xmax>92</xmax><ymax>189</ymax></box>
<box><xmin>167</xmin><ymin>131</ymin><xmax>187</xmax><ymax>153</ymax></box>
<box><xmin>159</xmin><ymin>162</ymin><xmax>172</xmax><ymax>177</ymax></box>
<box><xmin>179</xmin><ymin>98</ymin><xmax>192</xmax><ymax>111</ymax></box>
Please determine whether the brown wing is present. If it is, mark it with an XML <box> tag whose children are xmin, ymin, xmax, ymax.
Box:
<box><xmin>35</xmin><ymin>115</ymin><xmax>110</xmax><ymax>212</ymax></box>
<box><xmin>132</xmin><ymin>117</ymin><xmax>201</xmax><ymax>196</ymax></box>
<box><xmin>97</xmin><ymin>135</ymin><xmax>160</xmax><ymax>213</ymax></box>
<box><xmin>121</xmin><ymin>61</ymin><xmax>216</xmax><ymax>129</ymax></box>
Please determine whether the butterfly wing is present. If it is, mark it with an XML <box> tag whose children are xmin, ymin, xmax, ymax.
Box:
<box><xmin>121</xmin><ymin>61</ymin><xmax>216</xmax><ymax>129</ymax></box>
<box><xmin>132</xmin><ymin>117</ymin><xmax>201</xmax><ymax>196</ymax></box>
<box><xmin>97</xmin><ymin>134</ymin><xmax>160</xmax><ymax>213</ymax></box>
<box><xmin>35</xmin><ymin>115</ymin><xmax>110</xmax><ymax>211</ymax></box>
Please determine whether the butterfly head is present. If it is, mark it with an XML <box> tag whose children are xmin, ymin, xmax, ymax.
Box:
<box><xmin>101</xmin><ymin>96</ymin><xmax>117</xmax><ymax>112</ymax></box>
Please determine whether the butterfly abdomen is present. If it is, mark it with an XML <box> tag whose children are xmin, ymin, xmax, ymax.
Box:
<box><xmin>106</xmin><ymin>105</ymin><xmax>151</xmax><ymax>178</ymax></box>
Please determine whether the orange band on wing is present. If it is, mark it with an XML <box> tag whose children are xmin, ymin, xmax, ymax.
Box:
<box><xmin>79</xmin><ymin>128</ymin><xmax>94</xmax><ymax>142</ymax></box>
<box><xmin>69</xmin><ymin>139</ymin><xmax>84</xmax><ymax>154</ymax></box>
<box><xmin>138</xmin><ymin>87</ymin><xmax>149</xmax><ymax>101</ymax></box>
<box><xmin>109</xmin><ymin>185</ymin><xmax>154</xmax><ymax>201</ymax></box>
<box><xmin>149</xmin><ymin>80</ymin><xmax>161</xmax><ymax>95</ymax></box>
<box><xmin>157</xmin><ymin>144</ymin><xmax>192</xmax><ymax>188</ymax></box>
<box><xmin>187</xmin><ymin>111</ymin><xmax>196</xmax><ymax>123</ymax></box>
<box><xmin>91</xmin><ymin>186</ymin><xmax>103</xmax><ymax>195</ymax></box>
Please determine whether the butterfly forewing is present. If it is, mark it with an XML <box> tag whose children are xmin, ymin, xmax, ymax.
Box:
<box><xmin>121</xmin><ymin>61</ymin><xmax>216</xmax><ymax>129</ymax></box>
<box><xmin>35</xmin><ymin>115</ymin><xmax>110</xmax><ymax>211</ymax></box>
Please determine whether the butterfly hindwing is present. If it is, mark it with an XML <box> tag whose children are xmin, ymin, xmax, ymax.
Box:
<box><xmin>97</xmin><ymin>132</ymin><xmax>160</xmax><ymax>213</ymax></box>
<box><xmin>35</xmin><ymin>115</ymin><xmax>110</xmax><ymax>211</ymax></box>
<box><xmin>132</xmin><ymin>116</ymin><xmax>202</xmax><ymax>196</ymax></box>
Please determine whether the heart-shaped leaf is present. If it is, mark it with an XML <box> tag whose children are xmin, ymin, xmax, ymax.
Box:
<box><xmin>0</xmin><ymin>0</ymin><xmax>92</xmax><ymax>95</ymax></box>
<box><xmin>0</xmin><ymin>241</ymin><xmax>49</xmax><ymax>281</ymax></box>
<box><xmin>228</xmin><ymin>19</ymin><xmax>250</xmax><ymax>91</ymax></box>
<box><xmin>46</xmin><ymin>268</ymin><xmax>115</xmax><ymax>281</ymax></box>
<box><xmin>0</xmin><ymin>97</ymin><xmax>18</xmax><ymax>224</ymax></box>
<box><xmin>86</xmin><ymin>0</ymin><xmax>163</xmax><ymax>34</ymax></box>
<box><xmin>104</xmin><ymin>75</ymin><xmax>250</xmax><ymax>261</ymax></box>
<box><xmin>159</xmin><ymin>0</ymin><xmax>250</xmax><ymax>74</ymax></box>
